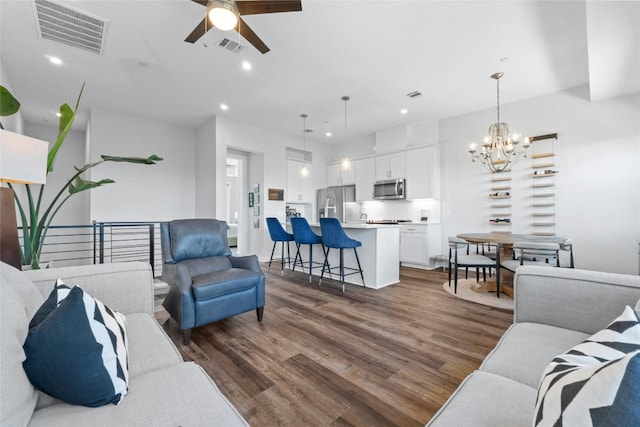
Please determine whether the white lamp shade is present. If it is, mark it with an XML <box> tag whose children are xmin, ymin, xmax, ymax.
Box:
<box><xmin>0</xmin><ymin>129</ymin><xmax>48</xmax><ymax>184</ymax></box>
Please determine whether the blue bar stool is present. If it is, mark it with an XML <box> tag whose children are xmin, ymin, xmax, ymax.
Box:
<box><xmin>266</xmin><ymin>217</ymin><xmax>294</xmax><ymax>276</ymax></box>
<box><xmin>290</xmin><ymin>217</ymin><xmax>327</xmax><ymax>283</ymax></box>
<box><xmin>319</xmin><ymin>218</ymin><xmax>365</xmax><ymax>293</ymax></box>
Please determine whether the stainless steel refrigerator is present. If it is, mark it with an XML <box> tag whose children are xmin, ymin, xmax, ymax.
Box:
<box><xmin>317</xmin><ymin>185</ymin><xmax>359</xmax><ymax>223</ymax></box>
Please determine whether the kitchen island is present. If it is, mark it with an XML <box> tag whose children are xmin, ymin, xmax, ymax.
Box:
<box><xmin>287</xmin><ymin>222</ymin><xmax>400</xmax><ymax>289</ymax></box>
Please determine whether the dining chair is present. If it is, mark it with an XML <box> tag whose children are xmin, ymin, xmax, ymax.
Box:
<box><xmin>559</xmin><ymin>238</ymin><xmax>575</xmax><ymax>268</ymax></box>
<box><xmin>319</xmin><ymin>218</ymin><xmax>364</xmax><ymax>293</ymax></box>
<box><xmin>448</xmin><ymin>237</ymin><xmax>499</xmax><ymax>296</ymax></box>
<box><xmin>500</xmin><ymin>241</ymin><xmax>561</xmax><ymax>273</ymax></box>
<box><xmin>290</xmin><ymin>217</ymin><xmax>326</xmax><ymax>283</ymax></box>
<box><xmin>266</xmin><ymin>217</ymin><xmax>294</xmax><ymax>276</ymax></box>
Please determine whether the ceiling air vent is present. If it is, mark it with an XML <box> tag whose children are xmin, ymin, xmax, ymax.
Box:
<box><xmin>406</xmin><ymin>91</ymin><xmax>423</xmax><ymax>99</ymax></box>
<box><xmin>218</xmin><ymin>38</ymin><xmax>245</xmax><ymax>54</ymax></box>
<box><xmin>32</xmin><ymin>0</ymin><xmax>108</xmax><ymax>55</ymax></box>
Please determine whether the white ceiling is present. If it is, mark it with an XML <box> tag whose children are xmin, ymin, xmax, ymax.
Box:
<box><xmin>1</xmin><ymin>0</ymin><xmax>638</xmax><ymax>144</ymax></box>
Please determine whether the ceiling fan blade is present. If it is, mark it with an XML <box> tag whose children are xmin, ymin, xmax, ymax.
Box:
<box><xmin>190</xmin><ymin>0</ymin><xmax>209</xmax><ymax>6</ymax></box>
<box><xmin>236</xmin><ymin>1</ymin><xmax>302</xmax><ymax>15</ymax></box>
<box><xmin>185</xmin><ymin>16</ymin><xmax>214</xmax><ymax>43</ymax></box>
<box><xmin>237</xmin><ymin>17</ymin><xmax>270</xmax><ymax>54</ymax></box>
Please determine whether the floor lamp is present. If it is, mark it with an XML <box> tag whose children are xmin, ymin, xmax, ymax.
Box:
<box><xmin>0</xmin><ymin>129</ymin><xmax>48</xmax><ymax>270</ymax></box>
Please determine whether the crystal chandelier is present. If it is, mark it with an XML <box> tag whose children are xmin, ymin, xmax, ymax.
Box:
<box><xmin>469</xmin><ymin>72</ymin><xmax>530</xmax><ymax>173</ymax></box>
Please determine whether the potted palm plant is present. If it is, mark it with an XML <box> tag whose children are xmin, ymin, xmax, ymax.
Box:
<box><xmin>0</xmin><ymin>84</ymin><xmax>162</xmax><ymax>269</ymax></box>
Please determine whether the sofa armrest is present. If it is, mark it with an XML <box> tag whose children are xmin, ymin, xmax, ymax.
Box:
<box><xmin>514</xmin><ymin>266</ymin><xmax>640</xmax><ymax>334</ymax></box>
<box><xmin>230</xmin><ymin>255</ymin><xmax>263</xmax><ymax>274</ymax></box>
<box><xmin>24</xmin><ymin>262</ymin><xmax>154</xmax><ymax>315</ymax></box>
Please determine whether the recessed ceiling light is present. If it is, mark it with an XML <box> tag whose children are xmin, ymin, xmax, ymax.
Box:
<box><xmin>45</xmin><ymin>55</ymin><xmax>62</xmax><ymax>65</ymax></box>
<box><xmin>400</xmin><ymin>108</ymin><xmax>408</xmax><ymax>114</ymax></box>
<box><xmin>220</xmin><ymin>104</ymin><xmax>229</xmax><ymax>111</ymax></box>
<box><xmin>55</xmin><ymin>112</ymin><xmax>62</xmax><ymax>117</ymax></box>
<box><xmin>241</xmin><ymin>60</ymin><xmax>252</xmax><ymax>71</ymax></box>
<box><xmin>325</xmin><ymin>132</ymin><xmax>332</xmax><ymax>137</ymax></box>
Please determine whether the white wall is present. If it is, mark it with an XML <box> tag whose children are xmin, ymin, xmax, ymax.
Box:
<box><xmin>441</xmin><ymin>86</ymin><xmax>640</xmax><ymax>274</ymax></box>
<box><xmin>87</xmin><ymin>108</ymin><xmax>196</xmax><ymax>222</ymax></box>
<box><xmin>195</xmin><ymin>117</ymin><xmax>217</xmax><ymax>218</ymax></box>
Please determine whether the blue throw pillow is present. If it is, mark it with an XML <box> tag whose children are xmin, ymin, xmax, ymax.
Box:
<box><xmin>28</xmin><ymin>279</ymin><xmax>71</xmax><ymax>330</ymax></box>
<box><xmin>23</xmin><ymin>280</ymin><xmax>129</xmax><ymax>407</ymax></box>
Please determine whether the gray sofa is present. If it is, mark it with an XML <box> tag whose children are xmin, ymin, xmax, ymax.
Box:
<box><xmin>1</xmin><ymin>261</ymin><xmax>248</xmax><ymax>427</ymax></box>
<box><xmin>427</xmin><ymin>265</ymin><xmax>640</xmax><ymax>427</ymax></box>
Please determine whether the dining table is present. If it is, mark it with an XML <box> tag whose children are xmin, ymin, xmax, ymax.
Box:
<box><xmin>456</xmin><ymin>232</ymin><xmax>568</xmax><ymax>298</ymax></box>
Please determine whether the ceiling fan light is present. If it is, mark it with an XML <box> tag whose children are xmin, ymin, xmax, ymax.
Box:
<box><xmin>208</xmin><ymin>1</ymin><xmax>238</xmax><ymax>31</ymax></box>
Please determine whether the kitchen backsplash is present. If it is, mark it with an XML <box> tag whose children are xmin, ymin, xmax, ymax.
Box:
<box><xmin>361</xmin><ymin>199</ymin><xmax>441</xmax><ymax>223</ymax></box>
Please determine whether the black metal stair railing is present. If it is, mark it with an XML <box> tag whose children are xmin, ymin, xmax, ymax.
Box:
<box><xmin>18</xmin><ymin>221</ymin><xmax>163</xmax><ymax>277</ymax></box>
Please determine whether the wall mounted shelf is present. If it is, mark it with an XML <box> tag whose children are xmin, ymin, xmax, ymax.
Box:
<box><xmin>532</xmin><ymin>162</ymin><xmax>555</xmax><ymax>168</ymax></box>
<box><xmin>529</xmin><ymin>133</ymin><xmax>558</xmax><ymax>236</ymax></box>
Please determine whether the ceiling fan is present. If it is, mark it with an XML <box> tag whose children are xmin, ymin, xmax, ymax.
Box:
<box><xmin>184</xmin><ymin>0</ymin><xmax>302</xmax><ymax>54</ymax></box>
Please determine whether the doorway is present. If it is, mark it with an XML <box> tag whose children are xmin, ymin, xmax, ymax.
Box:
<box><xmin>226</xmin><ymin>150</ymin><xmax>248</xmax><ymax>255</ymax></box>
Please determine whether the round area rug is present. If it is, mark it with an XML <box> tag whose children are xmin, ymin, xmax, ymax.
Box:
<box><xmin>442</xmin><ymin>279</ymin><xmax>513</xmax><ymax>311</ymax></box>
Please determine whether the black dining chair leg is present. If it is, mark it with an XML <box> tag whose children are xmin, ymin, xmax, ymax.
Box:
<box><xmin>280</xmin><ymin>240</ymin><xmax>287</xmax><ymax>276</ymax></box>
<box><xmin>308</xmin><ymin>244</ymin><xmax>314</xmax><ymax>283</ymax></box>
<box><xmin>319</xmin><ymin>248</ymin><xmax>330</xmax><ymax>285</ymax></box>
<box><xmin>354</xmin><ymin>248</ymin><xmax>365</xmax><ymax>287</ymax></box>
<box><xmin>339</xmin><ymin>248</ymin><xmax>345</xmax><ymax>293</ymax></box>
<box><xmin>448</xmin><ymin>249</ymin><xmax>452</xmax><ymax>286</ymax></box>
<box><xmin>454</xmin><ymin>262</ymin><xmax>459</xmax><ymax>293</ymax></box>
<box><xmin>267</xmin><ymin>241</ymin><xmax>277</xmax><ymax>273</ymax></box>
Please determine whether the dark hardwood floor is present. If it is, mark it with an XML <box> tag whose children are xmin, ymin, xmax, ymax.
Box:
<box><xmin>155</xmin><ymin>265</ymin><xmax>513</xmax><ymax>426</ymax></box>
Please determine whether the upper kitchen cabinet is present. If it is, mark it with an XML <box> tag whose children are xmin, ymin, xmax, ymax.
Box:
<box><xmin>327</xmin><ymin>162</ymin><xmax>355</xmax><ymax>186</ymax></box>
<box><xmin>355</xmin><ymin>157</ymin><xmax>375</xmax><ymax>202</ymax></box>
<box><xmin>375</xmin><ymin>152</ymin><xmax>405</xmax><ymax>181</ymax></box>
<box><xmin>286</xmin><ymin>160</ymin><xmax>314</xmax><ymax>203</ymax></box>
<box><xmin>405</xmin><ymin>146</ymin><xmax>441</xmax><ymax>200</ymax></box>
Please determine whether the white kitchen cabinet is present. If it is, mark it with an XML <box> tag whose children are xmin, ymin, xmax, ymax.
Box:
<box><xmin>399</xmin><ymin>223</ymin><xmax>442</xmax><ymax>269</ymax></box>
<box><xmin>355</xmin><ymin>157</ymin><xmax>375</xmax><ymax>202</ymax></box>
<box><xmin>286</xmin><ymin>160</ymin><xmax>313</xmax><ymax>202</ymax></box>
<box><xmin>405</xmin><ymin>146</ymin><xmax>440</xmax><ymax>199</ymax></box>
<box><xmin>375</xmin><ymin>152</ymin><xmax>405</xmax><ymax>181</ymax></box>
<box><xmin>328</xmin><ymin>162</ymin><xmax>355</xmax><ymax>186</ymax></box>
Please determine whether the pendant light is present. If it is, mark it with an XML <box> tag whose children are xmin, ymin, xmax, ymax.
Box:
<box><xmin>340</xmin><ymin>96</ymin><xmax>351</xmax><ymax>170</ymax></box>
<box><xmin>300</xmin><ymin>113</ymin><xmax>309</xmax><ymax>177</ymax></box>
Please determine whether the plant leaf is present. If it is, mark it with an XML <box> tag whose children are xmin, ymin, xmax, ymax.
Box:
<box><xmin>101</xmin><ymin>154</ymin><xmax>163</xmax><ymax>165</ymax></box>
<box><xmin>47</xmin><ymin>83</ymin><xmax>85</xmax><ymax>173</ymax></box>
<box><xmin>0</xmin><ymin>86</ymin><xmax>20</xmax><ymax>116</ymax></box>
<box><xmin>69</xmin><ymin>176</ymin><xmax>115</xmax><ymax>195</ymax></box>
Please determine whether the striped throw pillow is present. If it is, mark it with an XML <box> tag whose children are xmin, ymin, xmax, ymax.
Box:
<box><xmin>23</xmin><ymin>280</ymin><xmax>129</xmax><ymax>407</ymax></box>
<box><xmin>533</xmin><ymin>306</ymin><xmax>640</xmax><ymax>426</ymax></box>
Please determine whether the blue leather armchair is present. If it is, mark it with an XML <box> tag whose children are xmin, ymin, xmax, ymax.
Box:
<box><xmin>161</xmin><ymin>219</ymin><xmax>265</xmax><ymax>344</ymax></box>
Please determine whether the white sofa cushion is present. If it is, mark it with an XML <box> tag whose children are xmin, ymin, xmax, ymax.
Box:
<box><xmin>480</xmin><ymin>322</ymin><xmax>588</xmax><ymax>388</ymax></box>
<box><xmin>28</xmin><ymin>362</ymin><xmax>249</xmax><ymax>427</ymax></box>
<box><xmin>426</xmin><ymin>371</ymin><xmax>537</xmax><ymax>427</ymax></box>
<box><xmin>0</xmin><ymin>263</ymin><xmax>44</xmax><ymax>427</ymax></box>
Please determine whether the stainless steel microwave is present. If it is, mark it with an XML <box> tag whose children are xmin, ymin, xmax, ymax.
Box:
<box><xmin>373</xmin><ymin>178</ymin><xmax>406</xmax><ymax>200</ymax></box>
